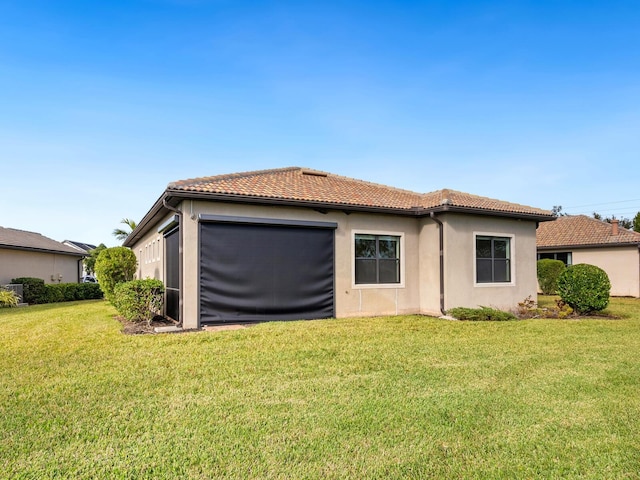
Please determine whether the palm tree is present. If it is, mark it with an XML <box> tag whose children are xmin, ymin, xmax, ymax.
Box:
<box><xmin>113</xmin><ymin>218</ymin><xmax>137</xmax><ymax>241</ymax></box>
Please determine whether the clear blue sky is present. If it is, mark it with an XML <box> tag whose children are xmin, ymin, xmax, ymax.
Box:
<box><xmin>2</xmin><ymin>0</ymin><xmax>639</xmax><ymax>247</ymax></box>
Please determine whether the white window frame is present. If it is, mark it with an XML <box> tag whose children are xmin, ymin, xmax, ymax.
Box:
<box><xmin>473</xmin><ymin>231</ymin><xmax>516</xmax><ymax>287</ymax></box>
<box><xmin>351</xmin><ymin>229</ymin><xmax>405</xmax><ymax>289</ymax></box>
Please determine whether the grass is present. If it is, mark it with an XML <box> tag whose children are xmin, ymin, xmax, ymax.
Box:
<box><xmin>1</xmin><ymin>299</ymin><xmax>640</xmax><ymax>479</ymax></box>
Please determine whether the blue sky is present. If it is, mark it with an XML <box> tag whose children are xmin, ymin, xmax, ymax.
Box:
<box><xmin>2</xmin><ymin>0</ymin><xmax>639</xmax><ymax>247</ymax></box>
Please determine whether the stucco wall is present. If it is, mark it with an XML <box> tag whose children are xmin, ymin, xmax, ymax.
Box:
<box><xmin>132</xmin><ymin>214</ymin><xmax>172</xmax><ymax>283</ymax></box>
<box><xmin>442</xmin><ymin>214</ymin><xmax>539</xmax><ymax>311</ymax></box>
<box><xmin>129</xmin><ymin>199</ymin><xmax>541</xmax><ymax>328</ymax></box>
<box><xmin>571</xmin><ymin>246</ymin><xmax>640</xmax><ymax>297</ymax></box>
<box><xmin>177</xmin><ymin>200</ymin><xmax>428</xmax><ymax>329</ymax></box>
<box><xmin>0</xmin><ymin>248</ymin><xmax>81</xmax><ymax>285</ymax></box>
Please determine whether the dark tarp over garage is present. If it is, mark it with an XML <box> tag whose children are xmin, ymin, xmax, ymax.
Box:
<box><xmin>199</xmin><ymin>215</ymin><xmax>336</xmax><ymax>324</ymax></box>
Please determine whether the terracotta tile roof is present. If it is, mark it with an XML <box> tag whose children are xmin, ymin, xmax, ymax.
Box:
<box><xmin>0</xmin><ymin>227</ymin><xmax>85</xmax><ymax>256</ymax></box>
<box><xmin>537</xmin><ymin>215</ymin><xmax>640</xmax><ymax>248</ymax></box>
<box><xmin>168</xmin><ymin>167</ymin><xmax>552</xmax><ymax>218</ymax></box>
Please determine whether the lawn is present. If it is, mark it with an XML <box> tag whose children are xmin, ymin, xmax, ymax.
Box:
<box><xmin>1</xmin><ymin>298</ymin><xmax>640</xmax><ymax>479</ymax></box>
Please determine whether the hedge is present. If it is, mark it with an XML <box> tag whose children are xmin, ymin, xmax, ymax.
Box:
<box><xmin>10</xmin><ymin>278</ymin><xmax>103</xmax><ymax>304</ymax></box>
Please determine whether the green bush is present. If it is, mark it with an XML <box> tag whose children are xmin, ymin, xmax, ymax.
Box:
<box><xmin>0</xmin><ymin>289</ymin><xmax>19</xmax><ymax>308</ymax></box>
<box><xmin>94</xmin><ymin>247</ymin><xmax>137</xmax><ymax>303</ymax></box>
<box><xmin>448</xmin><ymin>306</ymin><xmax>517</xmax><ymax>321</ymax></box>
<box><xmin>113</xmin><ymin>279</ymin><xmax>164</xmax><ymax>325</ymax></box>
<box><xmin>537</xmin><ymin>259</ymin><xmax>566</xmax><ymax>295</ymax></box>
<box><xmin>43</xmin><ymin>283</ymin><xmax>104</xmax><ymax>303</ymax></box>
<box><xmin>557</xmin><ymin>264</ymin><xmax>611</xmax><ymax>314</ymax></box>
<box><xmin>11</xmin><ymin>277</ymin><xmax>47</xmax><ymax>305</ymax></box>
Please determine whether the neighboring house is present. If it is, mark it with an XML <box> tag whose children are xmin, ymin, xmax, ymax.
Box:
<box><xmin>537</xmin><ymin>215</ymin><xmax>640</xmax><ymax>298</ymax></box>
<box><xmin>0</xmin><ymin>227</ymin><xmax>85</xmax><ymax>285</ymax></box>
<box><xmin>63</xmin><ymin>240</ymin><xmax>97</xmax><ymax>277</ymax></box>
<box><xmin>123</xmin><ymin>167</ymin><xmax>554</xmax><ymax>328</ymax></box>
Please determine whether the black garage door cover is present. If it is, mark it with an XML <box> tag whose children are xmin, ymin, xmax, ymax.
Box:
<box><xmin>199</xmin><ymin>218</ymin><xmax>335</xmax><ymax>324</ymax></box>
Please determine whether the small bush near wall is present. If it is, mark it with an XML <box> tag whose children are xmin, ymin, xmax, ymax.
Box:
<box><xmin>448</xmin><ymin>307</ymin><xmax>517</xmax><ymax>321</ymax></box>
<box><xmin>0</xmin><ymin>289</ymin><xmax>19</xmax><ymax>308</ymax></box>
<box><xmin>11</xmin><ymin>278</ymin><xmax>47</xmax><ymax>305</ymax></box>
<box><xmin>113</xmin><ymin>279</ymin><xmax>164</xmax><ymax>326</ymax></box>
<box><xmin>537</xmin><ymin>259</ymin><xmax>566</xmax><ymax>295</ymax></box>
<box><xmin>557</xmin><ymin>264</ymin><xmax>611</xmax><ymax>314</ymax></box>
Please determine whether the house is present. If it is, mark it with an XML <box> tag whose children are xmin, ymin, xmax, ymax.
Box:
<box><xmin>537</xmin><ymin>215</ymin><xmax>640</xmax><ymax>297</ymax></box>
<box><xmin>123</xmin><ymin>167</ymin><xmax>555</xmax><ymax>328</ymax></box>
<box><xmin>0</xmin><ymin>227</ymin><xmax>86</xmax><ymax>285</ymax></box>
<box><xmin>63</xmin><ymin>240</ymin><xmax>98</xmax><ymax>277</ymax></box>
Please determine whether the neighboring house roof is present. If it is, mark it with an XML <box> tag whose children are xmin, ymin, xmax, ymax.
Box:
<box><xmin>126</xmin><ymin>167</ymin><xmax>554</xmax><ymax>246</ymax></box>
<box><xmin>0</xmin><ymin>227</ymin><xmax>85</xmax><ymax>256</ymax></box>
<box><xmin>537</xmin><ymin>215</ymin><xmax>640</xmax><ymax>249</ymax></box>
<box><xmin>63</xmin><ymin>240</ymin><xmax>98</xmax><ymax>253</ymax></box>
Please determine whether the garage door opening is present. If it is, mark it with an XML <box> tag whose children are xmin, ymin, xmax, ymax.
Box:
<box><xmin>199</xmin><ymin>216</ymin><xmax>336</xmax><ymax>324</ymax></box>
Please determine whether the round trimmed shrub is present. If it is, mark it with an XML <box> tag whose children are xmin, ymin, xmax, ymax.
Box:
<box><xmin>94</xmin><ymin>247</ymin><xmax>137</xmax><ymax>303</ymax></box>
<box><xmin>537</xmin><ymin>259</ymin><xmax>566</xmax><ymax>295</ymax></box>
<box><xmin>557</xmin><ymin>264</ymin><xmax>610</xmax><ymax>314</ymax></box>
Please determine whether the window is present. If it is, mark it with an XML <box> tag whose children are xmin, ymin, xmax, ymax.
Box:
<box><xmin>476</xmin><ymin>235</ymin><xmax>511</xmax><ymax>283</ymax></box>
<box><xmin>538</xmin><ymin>252</ymin><xmax>572</xmax><ymax>266</ymax></box>
<box><xmin>355</xmin><ymin>234</ymin><xmax>400</xmax><ymax>284</ymax></box>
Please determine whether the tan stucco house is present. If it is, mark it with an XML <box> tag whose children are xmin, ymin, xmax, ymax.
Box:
<box><xmin>0</xmin><ymin>227</ymin><xmax>85</xmax><ymax>285</ymax></box>
<box><xmin>124</xmin><ymin>167</ymin><xmax>555</xmax><ymax>329</ymax></box>
<box><xmin>537</xmin><ymin>215</ymin><xmax>640</xmax><ymax>297</ymax></box>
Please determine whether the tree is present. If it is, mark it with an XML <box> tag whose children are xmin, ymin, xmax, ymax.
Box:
<box><xmin>94</xmin><ymin>247</ymin><xmax>137</xmax><ymax>303</ymax></box>
<box><xmin>592</xmin><ymin>212</ymin><xmax>634</xmax><ymax>230</ymax></box>
<box><xmin>113</xmin><ymin>218</ymin><xmax>137</xmax><ymax>241</ymax></box>
<box><xmin>552</xmin><ymin>205</ymin><xmax>566</xmax><ymax>217</ymax></box>
<box><xmin>633</xmin><ymin>212</ymin><xmax>640</xmax><ymax>233</ymax></box>
<box><xmin>84</xmin><ymin>243</ymin><xmax>107</xmax><ymax>276</ymax></box>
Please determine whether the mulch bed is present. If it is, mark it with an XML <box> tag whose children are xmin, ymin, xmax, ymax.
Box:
<box><xmin>116</xmin><ymin>315</ymin><xmax>178</xmax><ymax>335</ymax></box>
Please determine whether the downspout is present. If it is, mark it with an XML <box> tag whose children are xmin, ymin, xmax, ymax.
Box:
<box><xmin>163</xmin><ymin>197</ymin><xmax>183</xmax><ymax>327</ymax></box>
<box><xmin>430</xmin><ymin>212</ymin><xmax>446</xmax><ymax>315</ymax></box>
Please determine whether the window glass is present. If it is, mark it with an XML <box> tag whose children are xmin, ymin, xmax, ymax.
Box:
<box><xmin>355</xmin><ymin>234</ymin><xmax>400</xmax><ymax>284</ymax></box>
<box><xmin>476</xmin><ymin>235</ymin><xmax>511</xmax><ymax>283</ymax></box>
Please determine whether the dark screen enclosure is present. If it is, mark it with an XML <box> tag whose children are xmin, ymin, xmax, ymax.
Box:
<box><xmin>199</xmin><ymin>218</ymin><xmax>335</xmax><ymax>323</ymax></box>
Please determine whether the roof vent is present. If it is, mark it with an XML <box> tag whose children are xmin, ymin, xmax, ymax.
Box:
<box><xmin>301</xmin><ymin>170</ymin><xmax>328</xmax><ymax>177</ymax></box>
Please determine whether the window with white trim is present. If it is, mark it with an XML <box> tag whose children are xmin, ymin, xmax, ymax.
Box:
<box><xmin>476</xmin><ymin>235</ymin><xmax>512</xmax><ymax>283</ymax></box>
<box><xmin>354</xmin><ymin>234</ymin><xmax>401</xmax><ymax>284</ymax></box>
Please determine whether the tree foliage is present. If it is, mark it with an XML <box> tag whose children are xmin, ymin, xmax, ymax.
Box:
<box><xmin>84</xmin><ymin>243</ymin><xmax>107</xmax><ymax>276</ymax></box>
<box><xmin>592</xmin><ymin>212</ymin><xmax>635</xmax><ymax>230</ymax></box>
<box><xmin>113</xmin><ymin>218</ymin><xmax>138</xmax><ymax>242</ymax></box>
<box><xmin>94</xmin><ymin>247</ymin><xmax>137</xmax><ymax>303</ymax></box>
<box><xmin>537</xmin><ymin>259</ymin><xmax>566</xmax><ymax>295</ymax></box>
<box><xmin>634</xmin><ymin>212</ymin><xmax>640</xmax><ymax>233</ymax></box>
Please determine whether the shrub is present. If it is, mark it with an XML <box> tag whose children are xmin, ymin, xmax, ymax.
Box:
<box><xmin>557</xmin><ymin>263</ymin><xmax>611</xmax><ymax>314</ymax></box>
<box><xmin>113</xmin><ymin>279</ymin><xmax>164</xmax><ymax>325</ymax></box>
<box><xmin>537</xmin><ymin>259</ymin><xmax>566</xmax><ymax>295</ymax></box>
<box><xmin>515</xmin><ymin>296</ymin><xmax>574</xmax><ymax>319</ymax></box>
<box><xmin>11</xmin><ymin>277</ymin><xmax>47</xmax><ymax>305</ymax></box>
<box><xmin>42</xmin><ymin>283</ymin><xmax>104</xmax><ymax>304</ymax></box>
<box><xmin>0</xmin><ymin>289</ymin><xmax>19</xmax><ymax>308</ymax></box>
<box><xmin>448</xmin><ymin>306</ymin><xmax>517</xmax><ymax>321</ymax></box>
<box><xmin>94</xmin><ymin>247</ymin><xmax>137</xmax><ymax>303</ymax></box>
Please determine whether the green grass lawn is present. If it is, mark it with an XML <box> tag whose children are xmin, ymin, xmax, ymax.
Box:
<box><xmin>2</xmin><ymin>299</ymin><xmax>640</xmax><ymax>479</ymax></box>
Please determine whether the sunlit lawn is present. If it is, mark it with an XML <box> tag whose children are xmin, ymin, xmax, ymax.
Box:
<box><xmin>1</xmin><ymin>298</ymin><xmax>639</xmax><ymax>479</ymax></box>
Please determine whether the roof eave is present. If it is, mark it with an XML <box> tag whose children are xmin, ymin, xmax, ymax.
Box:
<box><xmin>538</xmin><ymin>241</ymin><xmax>640</xmax><ymax>250</ymax></box>
<box><xmin>428</xmin><ymin>205</ymin><xmax>555</xmax><ymax>222</ymax></box>
<box><xmin>124</xmin><ymin>189</ymin><xmax>554</xmax><ymax>247</ymax></box>
<box><xmin>0</xmin><ymin>244</ymin><xmax>86</xmax><ymax>257</ymax></box>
